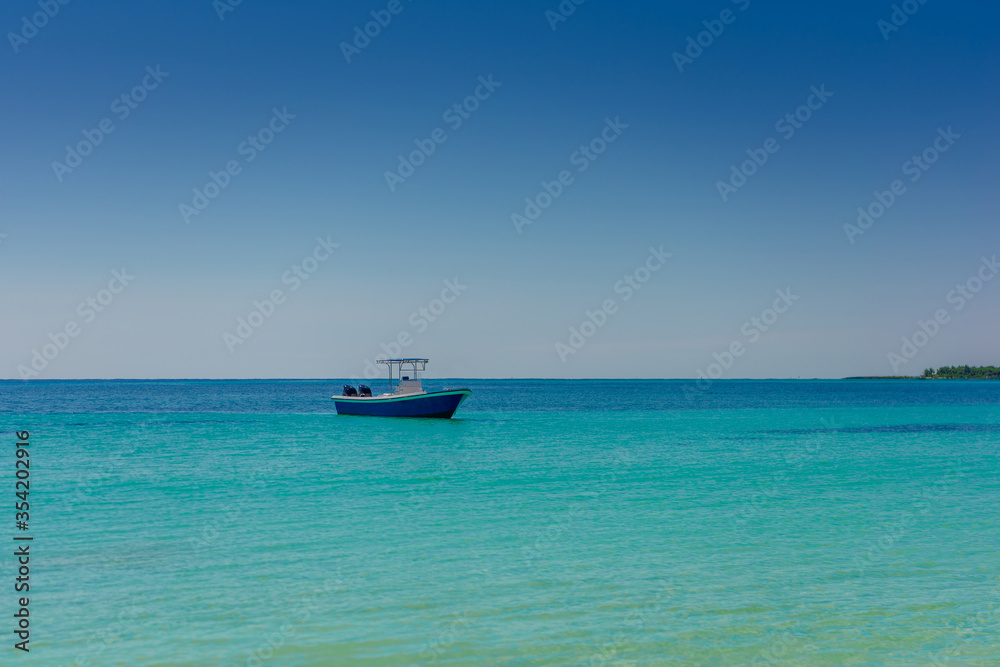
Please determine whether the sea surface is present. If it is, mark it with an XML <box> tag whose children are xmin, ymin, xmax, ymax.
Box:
<box><xmin>1</xmin><ymin>379</ymin><xmax>998</xmax><ymax>666</ymax></box>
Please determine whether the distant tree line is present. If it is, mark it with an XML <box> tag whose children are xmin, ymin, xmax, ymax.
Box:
<box><xmin>922</xmin><ymin>366</ymin><xmax>1000</xmax><ymax>379</ymax></box>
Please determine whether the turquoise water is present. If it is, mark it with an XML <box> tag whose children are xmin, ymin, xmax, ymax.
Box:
<box><xmin>2</xmin><ymin>380</ymin><xmax>999</xmax><ymax>665</ymax></box>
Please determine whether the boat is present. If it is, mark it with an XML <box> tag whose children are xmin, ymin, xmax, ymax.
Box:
<box><xmin>333</xmin><ymin>358</ymin><xmax>471</xmax><ymax>418</ymax></box>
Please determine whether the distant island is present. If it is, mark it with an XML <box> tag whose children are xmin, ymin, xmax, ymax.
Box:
<box><xmin>846</xmin><ymin>365</ymin><xmax>1000</xmax><ymax>380</ymax></box>
<box><xmin>923</xmin><ymin>365</ymin><xmax>1000</xmax><ymax>379</ymax></box>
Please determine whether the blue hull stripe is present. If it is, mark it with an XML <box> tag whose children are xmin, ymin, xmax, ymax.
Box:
<box><xmin>333</xmin><ymin>389</ymin><xmax>471</xmax><ymax>418</ymax></box>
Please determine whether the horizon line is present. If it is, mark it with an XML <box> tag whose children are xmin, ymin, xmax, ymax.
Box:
<box><xmin>0</xmin><ymin>376</ymin><xmax>931</xmax><ymax>382</ymax></box>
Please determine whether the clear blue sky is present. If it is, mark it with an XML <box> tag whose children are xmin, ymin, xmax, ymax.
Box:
<box><xmin>2</xmin><ymin>0</ymin><xmax>997</xmax><ymax>379</ymax></box>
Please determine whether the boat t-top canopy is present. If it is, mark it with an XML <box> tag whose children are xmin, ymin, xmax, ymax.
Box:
<box><xmin>377</xmin><ymin>358</ymin><xmax>429</xmax><ymax>366</ymax></box>
<box><xmin>377</xmin><ymin>358</ymin><xmax>429</xmax><ymax>372</ymax></box>
<box><xmin>376</xmin><ymin>359</ymin><xmax>430</xmax><ymax>392</ymax></box>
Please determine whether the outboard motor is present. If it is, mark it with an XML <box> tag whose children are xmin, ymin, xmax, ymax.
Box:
<box><xmin>342</xmin><ymin>384</ymin><xmax>358</xmax><ymax>396</ymax></box>
<box><xmin>358</xmin><ymin>385</ymin><xmax>372</xmax><ymax>397</ymax></box>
